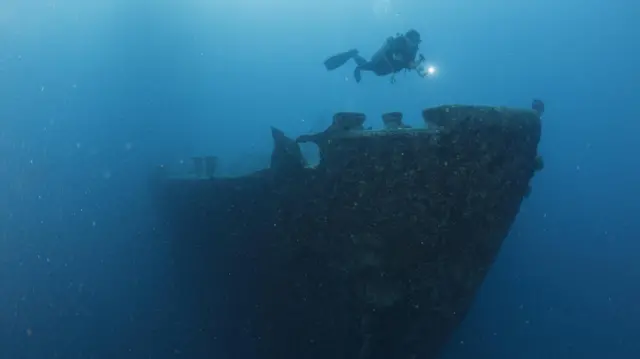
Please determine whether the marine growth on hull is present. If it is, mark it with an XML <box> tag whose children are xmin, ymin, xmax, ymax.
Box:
<box><xmin>154</xmin><ymin>104</ymin><xmax>544</xmax><ymax>359</ymax></box>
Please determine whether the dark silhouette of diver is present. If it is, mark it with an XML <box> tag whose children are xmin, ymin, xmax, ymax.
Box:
<box><xmin>324</xmin><ymin>29</ymin><xmax>425</xmax><ymax>83</ymax></box>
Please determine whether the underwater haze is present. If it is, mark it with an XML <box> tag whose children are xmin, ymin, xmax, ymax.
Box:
<box><xmin>1</xmin><ymin>0</ymin><xmax>639</xmax><ymax>358</ymax></box>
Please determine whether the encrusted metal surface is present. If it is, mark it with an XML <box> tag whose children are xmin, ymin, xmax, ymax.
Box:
<box><xmin>155</xmin><ymin>105</ymin><xmax>543</xmax><ymax>359</ymax></box>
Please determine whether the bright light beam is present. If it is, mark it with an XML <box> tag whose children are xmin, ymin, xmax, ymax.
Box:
<box><xmin>418</xmin><ymin>63</ymin><xmax>438</xmax><ymax>78</ymax></box>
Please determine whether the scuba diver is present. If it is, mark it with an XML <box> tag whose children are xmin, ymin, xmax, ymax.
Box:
<box><xmin>323</xmin><ymin>29</ymin><xmax>425</xmax><ymax>83</ymax></box>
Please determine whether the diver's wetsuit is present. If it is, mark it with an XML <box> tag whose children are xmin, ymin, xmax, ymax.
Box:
<box><xmin>323</xmin><ymin>30</ymin><xmax>422</xmax><ymax>83</ymax></box>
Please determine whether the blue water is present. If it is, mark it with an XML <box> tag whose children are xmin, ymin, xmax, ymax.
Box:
<box><xmin>1</xmin><ymin>1</ymin><xmax>639</xmax><ymax>358</ymax></box>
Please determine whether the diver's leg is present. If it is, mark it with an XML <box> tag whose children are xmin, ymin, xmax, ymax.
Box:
<box><xmin>324</xmin><ymin>49</ymin><xmax>359</xmax><ymax>71</ymax></box>
<box><xmin>353</xmin><ymin>61</ymin><xmax>377</xmax><ymax>83</ymax></box>
<box><xmin>352</xmin><ymin>55</ymin><xmax>368</xmax><ymax>67</ymax></box>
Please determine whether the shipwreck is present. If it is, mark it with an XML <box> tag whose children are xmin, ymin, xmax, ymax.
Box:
<box><xmin>154</xmin><ymin>104</ymin><xmax>544</xmax><ymax>359</ymax></box>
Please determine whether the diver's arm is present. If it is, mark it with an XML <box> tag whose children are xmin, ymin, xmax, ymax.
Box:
<box><xmin>407</xmin><ymin>47</ymin><xmax>419</xmax><ymax>63</ymax></box>
<box><xmin>394</xmin><ymin>40</ymin><xmax>421</xmax><ymax>69</ymax></box>
<box><xmin>406</xmin><ymin>54</ymin><xmax>425</xmax><ymax>69</ymax></box>
<box><xmin>411</xmin><ymin>54</ymin><xmax>427</xmax><ymax>77</ymax></box>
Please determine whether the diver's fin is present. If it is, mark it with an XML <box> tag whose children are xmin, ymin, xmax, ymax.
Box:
<box><xmin>354</xmin><ymin>68</ymin><xmax>362</xmax><ymax>83</ymax></box>
<box><xmin>324</xmin><ymin>49</ymin><xmax>358</xmax><ymax>71</ymax></box>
